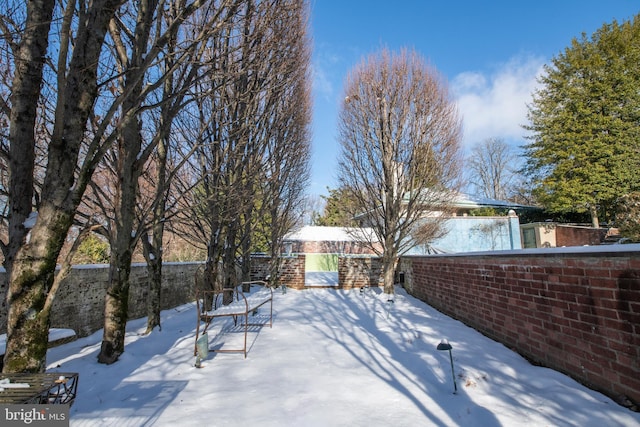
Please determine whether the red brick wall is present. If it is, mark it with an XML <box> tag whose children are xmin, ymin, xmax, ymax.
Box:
<box><xmin>556</xmin><ymin>225</ymin><xmax>608</xmax><ymax>247</ymax></box>
<box><xmin>399</xmin><ymin>248</ymin><xmax>640</xmax><ymax>409</ymax></box>
<box><xmin>252</xmin><ymin>255</ymin><xmax>384</xmax><ymax>290</ymax></box>
<box><xmin>338</xmin><ymin>257</ymin><xmax>384</xmax><ymax>289</ymax></box>
<box><xmin>250</xmin><ymin>255</ymin><xmax>306</xmax><ymax>290</ymax></box>
<box><xmin>279</xmin><ymin>255</ymin><xmax>306</xmax><ymax>289</ymax></box>
<box><xmin>289</xmin><ymin>240</ymin><xmax>380</xmax><ymax>254</ymax></box>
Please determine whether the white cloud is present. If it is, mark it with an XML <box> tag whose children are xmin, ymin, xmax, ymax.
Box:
<box><xmin>312</xmin><ymin>48</ymin><xmax>343</xmax><ymax>102</ymax></box>
<box><xmin>312</xmin><ymin>62</ymin><xmax>334</xmax><ymax>100</ymax></box>
<box><xmin>452</xmin><ymin>55</ymin><xmax>545</xmax><ymax>149</ymax></box>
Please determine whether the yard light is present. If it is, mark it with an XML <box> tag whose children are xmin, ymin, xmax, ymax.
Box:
<box><xmin>436</xmin><ymin>339</ymin><xmax>457</xmax><ymax>394</ymax></box>
<box><xmin>386</xmin><ymin>297</ymin><xmax>394</xmax><ymax>319</ymax></box>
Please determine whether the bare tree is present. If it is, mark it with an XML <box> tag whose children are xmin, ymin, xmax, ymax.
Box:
<box><xmin>254</xmin><ymin>0</ymin><xmax>311</xmax><ymax>285</ymax></box>
<box><xmin>337</xmin><ymin>48</ymin><xmax>462</xmax><ymax>294</ymax></box>
<box><xmin>180</xmin><ymin>0</ymin><xmax>267</xmax><ymax>294</ymax></box>
<box><xmin>174</xmin><ymin>0</ymin><xmax>311</xmax><ymax>292</ymax></box>
<box><xmin>0</xmin><ymin>0</ymin><xmax>125</xmax><ymax>373</ymax></box>
<box><xmin>133</xmin><ymin>0</ymin><xmax>237</xmax><ymax>336</ymax></box>
<box><xmin>466</xmin><ymin>137</ymin><xmax>519</xmax><ymax>201</ymax></box>
<box><xmin>92</xmin><ymin>1</ymin><xmax>241</xmax><ymax>364</ymax></box>
<box><xmin>0</xmin><ymin>0</ymin><xmax>241</xmax><ymax>371</ymax></box>
<box><xmin>261</xmin><ymin>76</ymin><xmax>312</xmax><ymax>286</ymax></box>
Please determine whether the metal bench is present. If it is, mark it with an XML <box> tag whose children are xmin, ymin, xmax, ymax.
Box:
<box><xmin>0</xmin><ymin>372</ymin><xmax>79</xmax><ymax>406</ymax></box>
<box><xmin>194</xmin><ymin>281</ymin><xmax>273</xmax><ymax>359</ymax></box>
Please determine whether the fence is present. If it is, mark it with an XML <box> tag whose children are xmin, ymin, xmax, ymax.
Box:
<box><xmin>399</xmin><ymin>245</ymin><xmax>640</xmax><ymax>410</ymax></box>
<box><xmin>1</xmin><ymin>249</ymin><xmax>638</xmax><ymax>410</ymax></box>
<box><xmin>0</xmin><ymin>263</ymin><xmax>201</xmax><ymax>337</ymax></box>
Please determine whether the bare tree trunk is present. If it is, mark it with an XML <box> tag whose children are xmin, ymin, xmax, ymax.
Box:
<box><xmin>98</xmin><ymin>104</ymin><xmax>143</xmax><ymax>364</ymax></box>
<box><xmin>3</xmin><ymin>0</ymin><xmax>122</xmax><ymax>373</ymax></box>
<box><xmin>145</xmin><ymin>251</ymin><xmax>163</xmax><ymax>332</ymax></box>
<box><xmin>381</xmin><ymin>241</ymin><xmax>398</xmax><ymax>294</ymax></box>
<box><xmin>268</xmin><ymin>203</ymin><xmax>284</xmax><ymax>288</ymax></box>
<box><xmin>98</xmin><ymin>0</ymin><xmax>155</xmax><ymax>364</ymax></box>
<box><xmin>590</xmin><ymin>204</ymin><xmax>600</xmax><ymax>228</ymax></box>
<box><xmin>143</xmin><ymin>130</ymin><xmax>167</xmax><ymax>333</ymax></box>
<box><xmin>142</xmin><ymin>127</ymin><xmax>168</xmax><ymax>333</ymax></box>
<box><xmin>240</xmin><ymin>211</ymin><xmax>253</xmax><ymax>283</ymax></box>
<box><xmin>205</xmin><ymin>242</ymin><xmax>221</xmax><ymax>292</ymax></box>
<box><xmin>222</xmin><ymin>221</ymin><xmax>239</xmax><ymax>296</ymax></box>
<box><xmin>2</xmin><ymin>0</ymin><xmax>54</xmax><ymax>373</ymax></box>
<box><xmin>99</xmin><ymin>241</ymin><xmax>133</xmax><ymax>364</ymax></box>
<box><xmin>143</xmin><ymin>226</ymin><xmax>163</xmax><ymax>334</ymax></box>
<box><xmin>142</xmin><ymin>1</ymin><xmax>177</xmax><ymax>333</ymax></box>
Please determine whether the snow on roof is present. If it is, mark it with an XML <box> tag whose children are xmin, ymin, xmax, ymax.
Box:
<box><xmin>284</xmin><ymin>226</ymin><xmax>376</xmax><ymax>242</ymax></box>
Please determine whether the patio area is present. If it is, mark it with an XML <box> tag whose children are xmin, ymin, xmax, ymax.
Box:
<box><xmin>45</xmin><ymin>287</ymin><xmax>640</xmax><ymax>426</ymax></box>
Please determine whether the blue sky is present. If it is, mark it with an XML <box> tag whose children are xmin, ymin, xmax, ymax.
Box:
<box><xmin>308</xmin><ymin>1</ymin><xmax>640</xmax><ymax>197</ymax></box>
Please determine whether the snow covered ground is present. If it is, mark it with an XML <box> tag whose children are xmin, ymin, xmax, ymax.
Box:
<box><xmin>305</xmin><ymin>271</ymin><xmax>339</xmax><ymax>286</ymax></box>
<box><xmin>45</xmin><ymin>287</ymin><xmax>640</xmax><ymax>426</ymax></box>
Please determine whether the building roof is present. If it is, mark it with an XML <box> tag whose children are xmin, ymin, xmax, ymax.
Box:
<box><xmin>451</xmin><ymin>193</ymin><xmax>534</xmax><ymax>210</ymax></box>
<box><xmin>284</xmin><ymin>226</ymin><xmax>377</xmax><ymax>242</ymax></box>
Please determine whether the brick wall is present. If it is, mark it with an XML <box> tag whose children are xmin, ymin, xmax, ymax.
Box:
<box><xmin>556</xmin><ymin>224</ymin><xmax>608</xmax><ymax>247</ymax></box>
<box><xmin>251</xmin><ymin>254</ymin><xmax>383</xmax><ymax>290</ymax></box>
<box><xmin>279</xmin><ymin>255</ymin><xmax>306</xmax><ymax>289</ymax></box>
<box><xmin>290</xmin><ymin>240</ymin><xmax>379</xmax><ymax>254</ymax></box>
<box><xmin>0</xmin><ymin>263</ymin><xmax>201</xmax><ymax>337</ymax></box>
<box><xmin>250</xmin><ymin>255</ymin><xmax>306</xmax><ymax>289</ymax></box>
<box><xmin>399</xmin><ymin>247</ymin><xmax>640</xmax><ymax>409</ymax></box>
<box><xmin>338</xmin><ymin>257</ymin><xmax>384</xmax><ymax>289</ymax></box>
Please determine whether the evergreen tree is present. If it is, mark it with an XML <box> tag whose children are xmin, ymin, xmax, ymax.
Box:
<box><xmin>523</xmin><ymin>15</ymin><xmax>640</xmax><ymax>227</ymax></box>
<box><xmin>313</xmin><ymin>187</ymin><xmax>358</xmax><ymax>227</ymax></box>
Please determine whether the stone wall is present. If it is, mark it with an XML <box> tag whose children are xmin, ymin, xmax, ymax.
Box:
<box><xmin>0</xmin><ymin>263</ymin><xmax>201</xmax><ymax>337</ymax></box>
<box><xmin>399</xmin><ymin>246</ymin><xmax>640</xmax><ymax>410</ymax></box>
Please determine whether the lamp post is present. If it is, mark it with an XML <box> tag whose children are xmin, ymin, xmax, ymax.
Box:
<box><xmin>386</xmin><ymin>296</ymin><xmax>394</xmax><ymax>319</ymax></box>
<box><xmin>437</xmin><ymin>339</ymin><xmax>457</xmax><ymax>394</ymax></box>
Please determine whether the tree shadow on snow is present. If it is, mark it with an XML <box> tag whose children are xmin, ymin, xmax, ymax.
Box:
<box><xmin>293</xmin><ymin>287</ymin><xmax>502</xmax><ymax>426</ymax></box>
